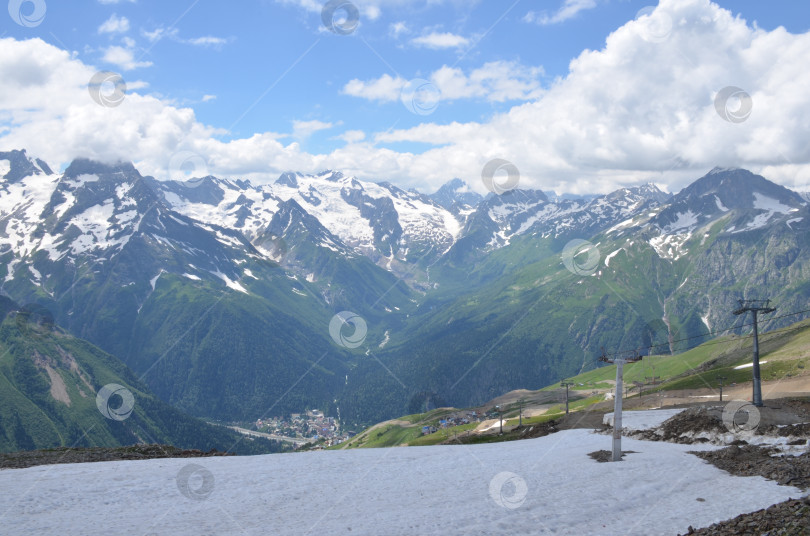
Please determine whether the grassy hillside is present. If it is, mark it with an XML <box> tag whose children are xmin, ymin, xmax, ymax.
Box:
<box><xmin>0</xmin><ymin>302</ymin><xmax>285</xmax><ymax>454</ymax></box>
<box><xmin>336</xmin><ymin>317</ymin><xmax>810</xmax><ymax>449</ymax></box>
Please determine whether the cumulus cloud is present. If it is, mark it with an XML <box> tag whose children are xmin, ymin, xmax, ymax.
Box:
<box><xmin>411</xmin><ymin>32</ymin><xmax>469</xmax><ymax>49</ymax></box>
<box><xmin>524</xmin><ymin>0</ymin><xmax>598</xmax><ymax>26</ymax></box>
<box><xmin>2</xmin><ymin>0</ymin><xmax>810</xmax><ymax>196</ymax></box>
<box><xmin>292</xmin><ymin>119</ymin><xmax>336</xmax><ymax>139</ymax></box>
<box><xmin>98</xmin><ymin>14</ymin><xmax>130</xmax><ymax>34</ymax></box>
<box><xmin>101</xmin><ymin>46</ymin><xmax>152</xmax><ymax>70</ymax></box>
<box><xmin>338</xmin><ymin>130</ymin><xmax>366</xmax><ymax>143</ymax></box>
<box><xmin>343</xmin><ymin>61</ymin><xmax>544</xmax><ymax>103</ymax></box>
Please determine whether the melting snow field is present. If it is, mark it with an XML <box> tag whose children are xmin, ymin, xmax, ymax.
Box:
<box><xmin>0</xmin><ymin>429</ymin><xmax>800</xmax><ymax>536</ymax></box>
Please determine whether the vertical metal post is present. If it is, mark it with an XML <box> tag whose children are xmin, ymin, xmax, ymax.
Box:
<box><xmin>751</xmin><ymin>310</ymin><xmax>763</xmax><ymax>407</ymax></box>
<box><xmin>561</xmin><ymin>381</ymin><xmax>574</xmax><ymax>415</ymax></box>
<box><xmin>565</xmin><ymin>384</ymin><xmax>570</xmax><ymax>415</ymax></box>
<box><xmin>519</xmin><ymin>399</ymin><xmax>523</xmax><ymax>427</ymax></box>
<box><xmin>613</xmin><ymin>360</ymin><xmax>624</xmax><ymax>462</ymax></box>
<box><xmin>733</xmin><ymin>300</ymin><xmax>774</xmax><ymax>408</ymax></box>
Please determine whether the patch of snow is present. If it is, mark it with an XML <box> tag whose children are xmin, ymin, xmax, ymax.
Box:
<box><xmin>603</xmin><ymin>408</ymin><xmax>687</xmax><ymax>430</ymax></box>
<box><xmin>753</xmin><ymin>193</ymin><xmax>792</xmax><ymax>214</ymax></box>
<box><xmin>701</xmin><ymin>313</ymin><xmax>711</xmax><ymax>331</ymax></box>
<box><xmin>0</xmin><ymin>428</ymin><xmax>798</xmax><ymax>536</ymax></box>
<box><xmin>786</xmin><ymin>217</ymin><xmax>803</xmax><ymax>229</ymax></box>
<box><xmin>714</xmin><ymin>196</ymin><xmax>728</xmax><ymax>212</ymax></box>
<box><xmin>150</xmin><ymin>270</ymin><xmax>165</xmax><ymax>290</ymax></box>
<box><xmin>182</xmin><ymin>273</ymin><xmax>201</xmax><ymax>281</ymax></box>
<box><xmin>665</xmin><ymin>210</ymin><xmax>698</xmax><ymax>232</ymax></box>
<box><xmin>649</xmin><ymin>232</ymin><xmax>691</xmax><ymax>261</ymax></box>
<box><xmin>734</xmin><ymin>361</ymin><xmax>768</xmax><ymax>370</ymax></box>
<box><xmin>0</xmin><ymin>159</ymin><xmax>10</xmax><ymax>178</ymax></box>
<box><xmin>604</xmin><ymin>248</ymin><xmax>622</xmax><ymax>267</ymax></box>
<box><xmin>210</xmin><ymin>270</ymin><xmax>248</xmax><ymax>294</ymax></box>
<box><xmin>378</xmin><ymin>330</ymin><xmax>390</xmax><ymax>349</ymax></box>
<box><xmin>74</xmin><ymin>173</ymin><xmax>100</xmax><ymax>184</ymax></box>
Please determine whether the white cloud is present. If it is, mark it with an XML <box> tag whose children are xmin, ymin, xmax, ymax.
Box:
<box><xmin>411</xmin><ymin>32</ymin><xmax>469</xmax><ymax>49</ymax></box>
<box><xmin>343</xmin><ymin>61</ymin><xmax>544</xmax><ymax>103</ymax></box>
<box><xmin>338</xmin><ymin>130</ymin><xmax>366</xmax><ymax>143</ymax></box>
<box><xmin>141</xmin><ymin>27</ymin><xmax>229</xmax><ymax>48</ymax></box>
<box><xmin>142</xmin><ymin>27</ymin><xmax>176</xmax><ymax>43</ymax></box>
<box><xmin>202</xmin><ymin>94</ymin><xmax>217</xmax><ymax>102</ymax></box>
<box><xmin>292</xmin><ymin>119</ymin><xmax>335</xmax><ymax>139</ymax></box>
<box><xmin>102</xmin><ymin>46</ymin><xmax>152</xmax><ymax>70</ymax></box>
<box><xmin>2</xmin><ymin>0</ymin><xmax>810</xmax><ymax>197</ymax></box>
<box><xmin>98</xmin><ymin>14</ymin><xmax>130</xmax><ymax>34</ymax></box>
<box><xmin>343</xmin><ymin>74</ymin><xmax>405</xmax><ymax>102</ymax></box>
<box><xmin>524</xmin><ymin>0</ymin><xmax>598</xmax><ymax>26</ymax></box>
<box><xmin>185</xmin><ymin>36</ymin><xmax>229</xmax><ymax>47</ymax></box>
<box><xmin>389</xmin><ymin>21</ymin><xmax>409</xmax><ymax>38</ymax></box>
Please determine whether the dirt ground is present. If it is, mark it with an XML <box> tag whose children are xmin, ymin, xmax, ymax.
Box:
<box><xmin>0</xmin><ymin>444</ymin><xmax>232</xmax><ymax>470</ymax></box>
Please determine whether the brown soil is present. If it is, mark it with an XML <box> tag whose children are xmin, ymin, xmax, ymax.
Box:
<box><xmin>0</xmin><ymin>444</ymin><xmax>233</xmax><ymax>470</ymax></box>
<box><xmin>628</xmin><ymin>406</ymin><xmax>728</xmax><ymax>443</ymax></box>
<box><xmin>587</xmin><ymin>449</ymin><xmax>636</xmax><ymax>462</ymax></box>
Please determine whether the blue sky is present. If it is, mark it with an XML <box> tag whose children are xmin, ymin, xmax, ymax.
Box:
<box><xmin>2</xmin><ymin>0</ymin><xmax>810</xmax><ymax>194</ymax></box>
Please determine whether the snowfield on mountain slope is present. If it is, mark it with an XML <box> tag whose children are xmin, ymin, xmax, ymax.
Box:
<box><xmin>0</xmin><ymin>429</ymin><xmax>799</xmax><ymax>536</ymax></box>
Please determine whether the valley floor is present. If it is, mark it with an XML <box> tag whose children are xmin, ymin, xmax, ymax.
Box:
<box><xmin>0</xmin><ymin>425</ymin><xmax>801</xmax><ymax>535</ymax></box>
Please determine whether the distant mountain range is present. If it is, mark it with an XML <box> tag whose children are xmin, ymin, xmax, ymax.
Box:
<box><xmin>2</xmin><ymin>148</ymin><xmax>809</xmax><ymax>429</ymax></box>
